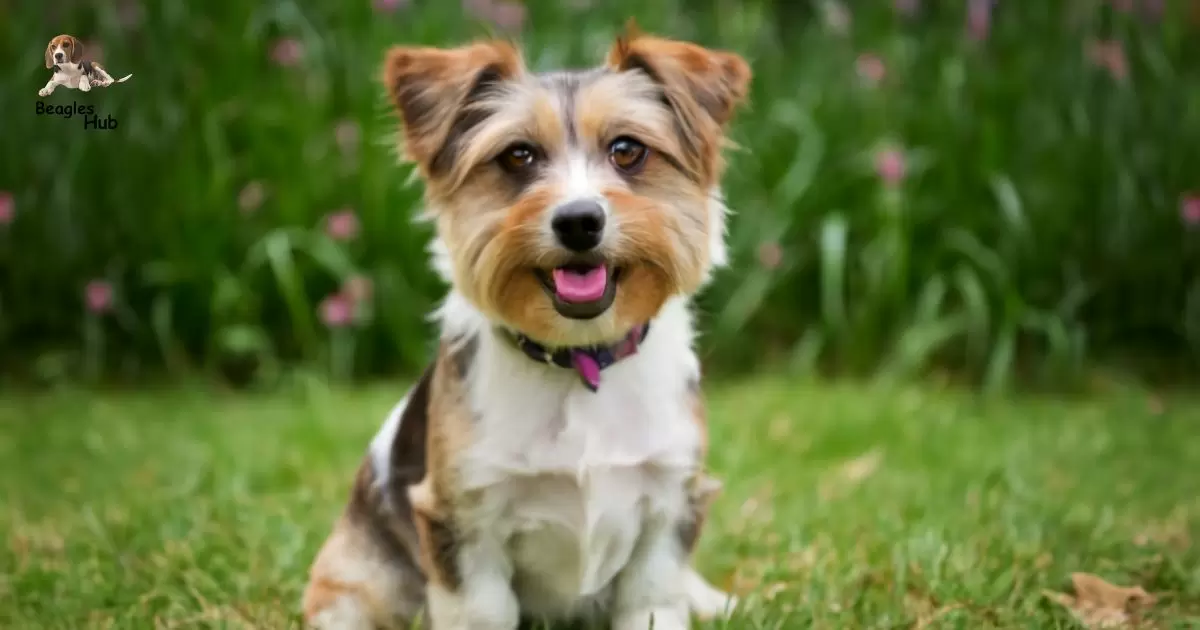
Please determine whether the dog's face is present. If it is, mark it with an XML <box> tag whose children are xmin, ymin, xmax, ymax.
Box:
<box><xmin>45</xmin><ymin>34</ymin><xmax>83</xmax><ymax>69</ymax></box>
<box><xmin>383</xmin><ymin>26</ymin><xmax>750</xmax><ymax>346</ymax></box>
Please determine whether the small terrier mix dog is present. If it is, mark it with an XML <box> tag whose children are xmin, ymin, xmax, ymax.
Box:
<box><xmin>303</xmin><ymin>22</ymin><xmax>751</xmax><ymax>630</ymax></box>
<box><xmin>39</xmin><ymin>34</ymin><xmax>131</xmax><ymax>97</ymax></box>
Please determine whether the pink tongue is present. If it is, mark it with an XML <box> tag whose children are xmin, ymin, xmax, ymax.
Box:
<box><xmin>552</xmin><ymin>265</ymin><xmax>608</xmax><ymax>303</ymax></box>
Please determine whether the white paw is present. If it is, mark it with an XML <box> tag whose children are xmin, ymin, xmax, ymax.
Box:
<box><xmin>38</xmin><ymin>88</ymin><xmax>51</xmax><ymax>97</ymax></box>
<box><xmin>613</xmin><ymin>607</ymin><xmax>689</xmax><ymax>630</ymax></box>
<box><xmin>80</xmin><ymin>80</ymin><xmax>91</xmax><ymax>92</ymax></box>
<box><xmin>306</xmin><ymin>596</ymin><xmax>375</xmax><ymax>630</ymax></box>
<box><xmin>685</xmin><ymin>568</ymin><xmax>739</xmax><ymax>620</ymax></box>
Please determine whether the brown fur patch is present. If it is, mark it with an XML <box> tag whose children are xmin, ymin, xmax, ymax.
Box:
<box><xmin>46</xmin><ymin>35</ymin><xmax>84</xmax><ymax>68</ymax></box>
<box><xmin>605</xmin><ymin>21</ymin><xmax>751</xmax><ymax>187</ymax></box>
<box><xmin>382</xmin><ymin>40</ymin><xmax>525</xmax><ymax>169</ymax></box>
<box><xmin>677</xmin><ymin>472</ymin><xmax>723</xmax><ymax>554</ymax></box>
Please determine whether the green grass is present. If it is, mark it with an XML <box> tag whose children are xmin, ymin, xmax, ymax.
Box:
<box><xmin>2</xmin><ymin>377</ymin><xmax>1199</xmax><ymax>628</ymax></box>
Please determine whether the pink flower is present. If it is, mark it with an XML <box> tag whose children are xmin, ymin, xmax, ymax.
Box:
<box><xmin>823</xmin><ymin>1</ymin><xmax>852</xmax><ymax>34</ymax></box>
<box><xmin>855</xmin><ymin>53</ymin><xmax>886</xmax><ymax>84</ymax></box>
<box><xmin>1110</xmin><ymin>0</ymin><xmax>1135</xmax><ymax>13</ymax></box>
<box><xmin>462</xmin><ymin>0</ymin><xmax>527</xmax><ymax>33</ymax></box>
<box><xmin>238</xmin><ymin>181</ymin><xmax>266</xmax><ymax>215</ymax></box>
<box><xmin>874</xmin><ymin>147</ymin><xmax>907</xmax><ymax>187</ymax></box>
<box><xmin>325</xmin><ymin>209</ymin><xmax>361</xmax><ymax>241</ymax></box>
<box><xmin>0</xmin><ymin>192</ymin><xmax>14</xmax><ymax>226</ymax></box>
<box><xmin>84</xmin><ymin>280</ymin><xmax>114</xmax><ymax>314</ymax></box>
<box><xmin>373</xmin><ymin>0</ymin><xmax>409</xmax><ymax>12</ymax></box>
<box><xmin>757</xmin><ymin>242</ymin><xmax>783</xmax><ymax>270</ymax></box>
<box><xmin>1181</xmin><ymin>194</ymin><xmax>1200</xmax><ymax>227</ymax></box>
<box><xmin>271</xmin><ymin>38</ymin><xmax>304</xmax><ymax>67</ymax></box>
<box><xmin>85</xmin><ymin>42</ymin><xmax>105</xmax><ymax>65</ymax></box>
<box><xmin>967</xmin><ymin>0</ymin><xmax>992</xmax><ymax>41</ymax></box>
<box><xmin>1087</xmin><ymin>39</ymin><xmax>1128</xmax><ymax>81</ymax></box>
<box><xmin>334</xmin><ymin>120</ymin><xmax>361</xmax><ymax>155</ymax></box>
<box><xmin>319</xmin><ymin>292</ymin><xmax>355</xmax><ymax>328</ymax></box>
<box><xmin>893</xmin><ymin>0</ymin><xmax>919</xmax><ymax>16</ymax></box>
<box><xmin>342</xmin><ymin>274</ymin><xmax>374</xmax><ymax>303</ymax></box>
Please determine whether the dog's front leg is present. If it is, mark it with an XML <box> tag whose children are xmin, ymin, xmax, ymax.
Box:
<box><xmin>38</xmin><ymin>80</ymin><xmax>56</xmax><ymax>97</ymax></box>
<box><xmin>611</xmin><ymin>518</ymin><xmax>690</xmax><ymax>630</ymax></box>
<box><xmin>416</xmin><ymin>510</ymin><xmax>519</xmax><ymax>630</ymax></box>
<box><xmin>79</xmin><ymin>76</ymin><xmax>92</xmax><ymax>92</ymax></box>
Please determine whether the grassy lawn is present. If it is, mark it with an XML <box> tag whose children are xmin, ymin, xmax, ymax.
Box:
<box><xmin>2</xmin><ymin>376</ymin><xmax>1198</xmax><ymax>628</ymax></box>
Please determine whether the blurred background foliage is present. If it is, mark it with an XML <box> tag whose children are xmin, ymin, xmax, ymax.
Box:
<box><xmin>1</xmin><ymin>0</ymin><xmax>1199</xmax><ymax>390</ymax></box>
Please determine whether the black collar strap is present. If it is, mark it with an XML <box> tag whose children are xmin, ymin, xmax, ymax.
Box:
<box><xmin>504</xmin><ymin>323</ymin><xmax>650</xmax><ymax>392</ymax></box>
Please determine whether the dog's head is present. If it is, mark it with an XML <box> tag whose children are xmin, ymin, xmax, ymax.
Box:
<box><xmin>45</xmin><ymin>34</ymin><xmax>84</xmax><ymax>69</ymax></box>
<box><xmin>382</xmin><ymin>23</ymin><xmax>750</xmax><ymax>347</ymax></box>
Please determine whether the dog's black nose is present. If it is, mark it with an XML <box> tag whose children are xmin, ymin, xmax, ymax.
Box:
<box><xmin>55</xmin><ymin>52</ymin><xmax>64</xmax><ymax>61</ymax></box>
<box><xmin>551</xmin><ymin>200</ymin><xmax>606</xmax><ymax>252</ymax></box>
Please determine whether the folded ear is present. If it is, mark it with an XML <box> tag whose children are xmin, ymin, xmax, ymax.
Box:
<box><xmin>45</xmin><ymin>41</ymin><xmax>54</xmax><ymax>69</ymax></box>
<box><xmin>381</xmin><ymin>41</ymin><xmax>524</xmax><ymax>170</ymax></box>
<box><xmin>69</xmin><ymin>36</ymin><xmax>84</xmax><ymax>64</ymax></box>
<box><xmin>606</xmin><ymin>21</ymin><xmax>751</xmax><ymax>130</ymax></box>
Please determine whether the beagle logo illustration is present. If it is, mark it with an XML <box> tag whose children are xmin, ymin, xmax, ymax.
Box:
<box><xmin>39</xmin><ymin>34</ymin><xmax>131</xmax><ymax>97</ymax></box>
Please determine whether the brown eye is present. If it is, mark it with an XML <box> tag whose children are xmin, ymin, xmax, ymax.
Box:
<box><xmin>497</xmin><ymin>143</ymin><xmax>540</xmax><ymax>173</ymax></box>
<box><xmin>608</xmin><ymin>137</ymin><xmax>649</xmax><ymax>174</ymax></box>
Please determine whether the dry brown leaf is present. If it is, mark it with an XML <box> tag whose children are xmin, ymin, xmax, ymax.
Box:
<box><xmin>1043</xmin><ymin>572</ymin><xmax>1157</xmax><ymax>628</ymax></box>
<box><xmin>818</xmin><ymin>448</ymin><xmax>883</xmax><ymax>500</ymax></box>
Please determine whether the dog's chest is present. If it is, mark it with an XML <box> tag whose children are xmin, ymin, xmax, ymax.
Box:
<box><xmin>462</xmin><ymin>366</ymin><xmax>700</xmax><ymax>610</ymax></box>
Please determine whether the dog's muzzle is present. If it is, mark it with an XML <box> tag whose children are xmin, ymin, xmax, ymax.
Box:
<box><xmin>54</xmin><ymin>52</ymin><xmax>64</xmax><ymax>62</ymax></box>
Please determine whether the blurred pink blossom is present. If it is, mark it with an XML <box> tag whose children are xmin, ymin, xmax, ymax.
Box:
<box><xmin>116</xmin><ymin>0</ymin><xmax>143</xmax><ymax>30</ymax></box>
<box><xmin>238</xmin><ymin>181</ymin><xmax>266</xmax><ymax>215</ymax></box>
<box><xmin>1087</xmin><ymin>39</ymin><xmax>1128</xmax><ymax>81</ymax></box>
<box><xmin>967</xmin><ymin>0</ymin><xmax>992</xmax><ymax>41</ymax></box>
<box><xmin>86</xmin><ymin>42</ymin><xmax>105</xmax><ymax>65</ymax></box>
<box><xmin>85</xmin><ymin>280</ymin><xmax>114</xmax><ymax>314</ymax></box>
<box><xmin>823</xmin><ymin>1</ymin><xmax>852</xmax><ymax>34</ymax></box>
<box><xmin>1182</xmin><ymin>194</ymin><xmax>1200</xmax><ymax>227</ymax></box>
<box><xmin>1141</xmin><ymin>0</ymin><xmax>1164</xmax><ymax>19</ymax></box>
<box><xmin>893</xmin><ymin>0</ymin><xmax>920</xmax><ymax>16</ymax></box>
<box><xmin>874</xmin><ymin>147</ymin><xmax>907</xmax><ymax>186</ymax></box>
<box><xmin>1110</xmin><ymin>0</ymin><xmax>1135</xmax><ymax>13</ymax></box>
<box><xmin>373</xmin><ymin>0</ymin><xmax>409</xmax><ymax>13</ymax></box>
<box><xmin>0</xmin><ymin>192</ymin><xmax>14</xmax><ymax>226</ymax></box>
<box><xmin>271</xmin><ymin>38</ymin><xmax>305</xmax><ymax>67</ymax></box>
<box><xmin>325</xmin><ymin>209</ymin><xmax>361</xmax><ymax>241</ymax></box>
<box><xmin>319</xmin><ymin>293</ymin><xmax>355</xmax><ymax>328</ymax></box>
<box><xmin>856</xmin><ymin>53</ymin><xmax>886</xmax><ymax>84</ymax></box>
<box><xmin>343</xmin><ymin>274</ymin><xmax>374</xmax><ymax>303</ymax></box>
<box><xmin>757</xmin><ymin>242</ymin><xmax>783</xmax><ymax>270</ymax></box>
<box><xmin>463</xmin><ymin>0</ymin><xmax>527</xmax><ymax>32</ymax></box>
<box><xmin>334</xmin><ymin>119</ymin><xmax>361</xmax><ymax>155</ymax></box>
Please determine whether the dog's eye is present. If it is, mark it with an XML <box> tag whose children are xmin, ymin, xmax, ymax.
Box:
<box><xmin>608</xmin><ymin>137</ymin><xmax>649</xmax><ymax>174</ymax></box>
<box><xmin>497</xmin><ymin>143</ymin><xmax>540</xmax><ymax>173</ymax></box>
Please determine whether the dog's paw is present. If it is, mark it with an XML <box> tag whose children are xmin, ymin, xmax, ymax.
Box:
<box><xmin>79</xmin><ymin>80</ymin><xmax>91</xmax><ymax>92</ymax></box>
<box><xmin>685</xmin><ymin>568</ymin><xmax>739</xmax><ymax>621</ymax></box>
<box><xmin>38</xmin><ymin>88</ymin><xmax>51</xmax><ymax>97</ymax></box>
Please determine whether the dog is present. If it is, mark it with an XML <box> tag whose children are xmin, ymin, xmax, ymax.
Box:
<box><xmin>302</xmin><ymin>21</ymin><xmax>751</xmax><ymax>630</ymax></box>
<box><xmin>39</xmin><ymin>34</ymin><xmax>131</xmax><ymax>97</ymax></box>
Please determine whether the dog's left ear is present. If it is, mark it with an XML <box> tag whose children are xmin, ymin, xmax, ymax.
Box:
<box><xmin>606</xmin><ymin>21</ymin><xmax>751</xmax><ymax>130</ymax></box>
<box><xmin>45</xmin><ymin>41</ymin><xmax>54</xmax><ymax>69</ymax></box>
<box><xmin>69</xmin><ymin>36</ymin><xmax>84</xmax><ymax>64</ymax></box>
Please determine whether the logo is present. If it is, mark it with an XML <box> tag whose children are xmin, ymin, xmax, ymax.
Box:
<box><xmin>38</xmin><ymin>34</ymin><xmax>131</xmax><ymax>98</ymax></box>
<box><xmin>37</xmin><ymin>34</ymin><xmax>129</xmax><ymax>130</ymax></box>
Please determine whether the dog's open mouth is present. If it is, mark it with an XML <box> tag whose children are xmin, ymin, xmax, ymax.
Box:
<box><xmin>535</xmin><ymin>258</ymin><xmax>622</xmax><ymax>320</ymax></box>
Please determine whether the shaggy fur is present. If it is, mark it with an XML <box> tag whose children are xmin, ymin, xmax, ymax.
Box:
<box><xmin>303</xmin><ymin>22</ymin><xmax>751</xmax><ymax>630</ymax></box>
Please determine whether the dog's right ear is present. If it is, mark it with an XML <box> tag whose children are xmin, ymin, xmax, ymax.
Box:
<box><xmin>45</xmin><ymin>41</ymin><xmax>54</xmax><ymax>69</ymax></box>
<box><xmin>381</xmin><ymin>41</ymin><xmax>524</xmax><ymax>168</ymax></box>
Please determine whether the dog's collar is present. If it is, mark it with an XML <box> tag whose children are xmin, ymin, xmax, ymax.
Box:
<box><xmin>501</xmin><ymin>323</ymin><xmax>650</xmax><ymax>393</ymax></box>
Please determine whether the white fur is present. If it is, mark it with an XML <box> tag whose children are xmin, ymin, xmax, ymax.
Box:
<box><xmin>367</xmin><ymin>292</ymin><xmax>736</xmax><ymax>627</ymax></box>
